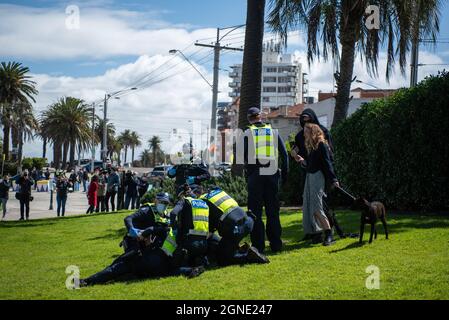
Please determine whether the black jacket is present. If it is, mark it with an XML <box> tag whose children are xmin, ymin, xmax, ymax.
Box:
<box><xmin>303</xmin><ymin>142</ymin><xmax>338</xmax><ymax>184</ymax></box>
<box><xmin>243</xmin><ymin>122</ymin><xmax>289</xmax><ymax>177</ymax></box>
<box><xmin>0</xmin><ymin>180</ymin><xmax>11</xmax><ymax>199</ymax></box>
<box><xmin>169</xmin><ymin>198</ymin><xmax>196</xmax><ymax>245</ymax></box>
<box><xmin>294</xmin><ymin>108</ymin><xmax>334</xmax><ymax>161</ymax></box>
<box><xmin>124</xmin><ymin>205</ymin><xmax>158</xmax><ymax>231</ymax></box>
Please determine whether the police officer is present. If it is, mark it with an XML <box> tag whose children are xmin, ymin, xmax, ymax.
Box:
<box><xmin>197</xmin><ymin>186</ymin><xmax>269</xmax><ymax>266</ymax></box>
<box><xmin>121</xmin><ymin>192</ymin><xmax>170</xmax><ymax>253</ymax></box>
<box><xmin>169</xmin><ymin>184</ymin><xmax>209</xmax><ymax>268</ymax></box>
<box><xmin>244</xmin><ymin>107</ymin><xmax>289</xmax><ymax>253</ymax></box>
<box><xmin>79</xmin><ymin>222</ymin><xmax>179</xmax><ymax>286</ymax></box>
<box><xmin>167</xmin><ymin>143</ymin><xmax>211</xmax><ymax>190</ymax></box>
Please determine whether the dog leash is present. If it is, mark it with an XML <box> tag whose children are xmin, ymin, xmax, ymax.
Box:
<box><xmin>335</xmin><ymin>185</ymin><xmax>356</xmax><ymax>201</ymax></box>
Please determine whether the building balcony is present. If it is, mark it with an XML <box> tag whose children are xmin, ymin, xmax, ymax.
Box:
<box><xmin>229</xmin><ymin>82</ymin><xmax>240</xmax><ymax>88</ymax></box>
<box><xmin>229</xmin><ymin>92</ymin><xmax>240</xmax><ymax>98</ymax></box>
<box><xmin>229</xmin><ymin>72</ymin><xmax>239</xmax><ymax>77</ymax></box>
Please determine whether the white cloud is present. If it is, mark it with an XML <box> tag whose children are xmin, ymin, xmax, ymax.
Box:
<box><xmin>0</xmin><ymin>4</ymin><xmax>216</xmax><ymax>60</ymax></box>
<box><xmin>24</xmin><ymin>54</ymin><xmax>230</xmax><ymax>160</ymax></box>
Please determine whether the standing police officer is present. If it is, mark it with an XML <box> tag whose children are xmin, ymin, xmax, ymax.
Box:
<box><xmin>244</xmin><ymin>107</ymin><xmax>289</xmax><ymax>253</ymax></box>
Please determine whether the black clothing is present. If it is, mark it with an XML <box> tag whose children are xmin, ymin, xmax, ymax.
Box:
<box><xmin>124</xmin><ymin>205</ymin><xmax>158</xmax><ymax>231</ymax></box>
<box><xmin>304</xmin><ymin>142</ymin><xmax>338</xmax><ymax>184</ymax></box>
<box><xmin>243</xmin><ymin>122</ymin><xmax>289</xmax><ymax>178</ymax></box>
<box><xmin>137</xmin><ymin>180</ymin><xmax>149</xmax><ymax>197</ymax></box>
<box><xmin>56</xmin><ymin>180</ymin><xmax>71</xmax><ymax>197</ymax></box>
<box><xmin>69</xmin><ymin>173</ymin><xmax>78</xmax><ymax>183</ymax></box>
<box><xmin>125</xmin><ymin>176</ymin><xmax>138</xmax><ymax>196</ymax></box>
<box><xmin>168</xmin><ymin>162</ymin><xmax>210</xmax><ymax>189</ymax></box>
<box><xmin>0</xmin><ymin>180</ymin><xmax>11</xmax><ymax>199</ymax></box>
<box><xmin>20</xmin><ymin>199</ymin><xmax>30</xmax><ymax>219</ymax></box>
<box><xmin>293</xmin><ymin>108</ymin><xmax>334</xmax><ymax>161</ymax></box>
<box><xmin>17</xmin><ymin>177</ymin><xmax>34</xmax><ymax>197</ymax></box>
<box><xmin>247</xmin><ymin>171</ymin><xmax>282</xmax><ymax>253</ymax></box>
<box><xmin>44</xmin><ymin>171</ymin><xmax>50</xmax><ymax>180</ymax></box>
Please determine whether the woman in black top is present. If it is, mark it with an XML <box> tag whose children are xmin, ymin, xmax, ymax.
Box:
<box><xmin>17</xmin><ymin>171</ymin><xmax>34</xmax><ymax>221</ymax></box>
<box><xmin>296</xmin><ymin>123</ymin><xmax>340</xmax><ymax>246</ymax></box>
<box><xmin>0</xmin><ymin>175</ymin><xmax>11</xmax><ymax>219</ymax></box>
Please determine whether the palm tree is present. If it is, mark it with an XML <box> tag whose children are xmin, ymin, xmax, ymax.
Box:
<box><xmin>118</xmin><ymin>130</ymin><xmax>132</xmax><ymax>164</ymax></box>
<box><xmin>238</xmin><ymin>0</ymin><xmax>266</xmax><ymax>130</ymax></box>
<box><xmin>41</xmin><ymin>97</ymin><xmax>94</xmax><ymax>169</ymax></box>
<box><xmin>11</xmin><ymin>102</ymin><xmax>38</xmax><ymax>167</ymax></box>
<box><xmin>129</xmin><ymin>131</ymin><xmax>142</xmax><ymax>164</ymax></box>
<box><xmin>148</xmin><ymin>136</ymin><xmax>162</xmax><ymax>167</ymax></box>
<box><xmin>0</xmin><ymin>62</ymin><xmax>38</xmax><ymax>160</ymax></box>
<box><xmin>268</xmin><ymin>0</ymin><xmax>442</xmax><ymax>127</ymax></box>
<box><xmin>140</xmin><ymin>149</ymin><xmax>152</xmax><ymax>167</ymax></box>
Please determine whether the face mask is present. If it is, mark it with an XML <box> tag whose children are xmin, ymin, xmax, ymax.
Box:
<box><xmin>156</xmin><ymin>203</ymin><xmax>167</xmax><ymax>215</ymax></box>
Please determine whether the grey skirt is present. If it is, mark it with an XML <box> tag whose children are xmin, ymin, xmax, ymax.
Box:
<box><xmin>302</xmin><ymin>171</ymin><xmax>329</xmax><ymax>235</ymax></box>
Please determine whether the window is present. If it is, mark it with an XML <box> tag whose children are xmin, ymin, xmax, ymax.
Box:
<box><xmin>263</xmin><ymin>87</ymin><xmax>277</xmax><ymax>93</ymax></box>
<box><xmin>262</xmin><ymin>97</ymin><xmax>270</xmax><ymax>102</ymax></box>
<box><xmin>318</xmin><ymin>115</ymin><xmax>328</xmax><ymax>129</ymax></box>
<box><xmin>278</xmin><ymin>77</ymin><xmax>291</xmax><ymax>83</ymax></box>
<box><xmin>278</xmin><ymin>66</ymin><xmax>292</xmax><ymax>73</ymax></box>
<box><xmin>263</xmin><ymin>77</ymin><xmax>277</xmax><ymax>83</ymax></box>
<box><xmin>278</xmin><ymin>87</ymin><xmax>291</xmax><ymax>93</ymax></box>
<box><xmin>265</xmin><ymin>67</ymin><xmax>277</xmax><ymax>73</ymax></box>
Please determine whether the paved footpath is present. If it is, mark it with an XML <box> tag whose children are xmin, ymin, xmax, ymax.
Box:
<box><xmin>1</xmin><ymin>190</ymin><xmax>95</xmax><ymax>221</ymax></box>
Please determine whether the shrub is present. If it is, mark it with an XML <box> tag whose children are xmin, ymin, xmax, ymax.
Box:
<box><xmin>332</xmin><ymin>71</ymin><xmax>449</xmax><ymax>210</ymax></box>
<box><xmin>22</xmin><ymin>158</ymin><xmax>46</xmax><ymax>171</ymax></box>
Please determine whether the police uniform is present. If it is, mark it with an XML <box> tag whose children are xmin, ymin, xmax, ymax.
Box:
<box><xmin>81</xmin><ymin>223</ymin><xmax>178</xmax><ymax>286</ymax></box>
<box><xmin>121</xmin><ymin>203</ymin><xmax>168</xmax><ymax>252</ymax></box>
<box><xmin>169</xmin><ymin>196</ymin><xmax>209</xmax><ymax>267</ymax></box>
<box><xmin>167</xmin><ymin>159</ymin><xmax>211</xmax><ymax>190</ymax></box>
<box><xmin>244</xmin><ymin>111</ymin><xmax>289</xmax><ymax>253</ymax></box>
<box><xmin>200</xmin><ymin>187</ymin><xmax>255</xmax><ymax>266</ymax></box>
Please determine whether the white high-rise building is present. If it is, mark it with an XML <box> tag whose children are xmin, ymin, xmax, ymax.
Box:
<box><xmin>228</xmin><ymin>41</ymin><xmax>306</xmax><ymax>111</ymax></box>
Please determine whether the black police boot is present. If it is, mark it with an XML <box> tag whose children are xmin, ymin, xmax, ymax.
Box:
<box><xmin>247</xmin><ymin>246</ymin><xmax>270</xmax><ymax>264</ymax></box>
<box><xmin>323</xmin><ymin>230</ymin><xmax>336</xmax><ymax>246</ymax></box>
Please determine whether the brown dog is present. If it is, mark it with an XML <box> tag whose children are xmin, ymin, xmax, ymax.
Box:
<box><xmin>353</xmin><ymin>198</ymin><xmax>389</xmax><ymax>244</ymax></box>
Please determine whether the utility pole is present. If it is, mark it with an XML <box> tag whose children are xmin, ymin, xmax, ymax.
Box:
<box><xmin>102</xmin><ymin>94</ymin><xmax>108</xmax><ymax>167</ymax></box>
<box><xmin>195</xmin><ymin>25</ymin><xmax>244</xmax><ymax>166</ymax></box>
<box><xmin>410</xmin><ymin>0</ymin><xmax>420</xmax><ymax>87</ymax></box>
<box><xmin>91</xmin><ymin>103</ymin><xmax>96</xmax><ymax>173</ymax></box>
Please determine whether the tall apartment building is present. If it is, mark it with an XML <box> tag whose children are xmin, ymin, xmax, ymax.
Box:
<box><xmin>228</xmin><ymin>41</ymin><xmax>306</xmax><ymax>112</ymax></box>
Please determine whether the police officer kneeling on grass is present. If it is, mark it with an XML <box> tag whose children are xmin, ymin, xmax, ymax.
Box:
<box><xmin>169</xmin><ymin>184</ymin><xmax>210</xmax><ymax>270</ymax></box>
<box><xmin>120</xmin><ymin>192</ymin><xmax>170</xmax><ymax>253</ymax></box>
<box><xmin>195</xmin><ymin>186</ymin><xmax>269</xmax><ymax>266</ymax></box>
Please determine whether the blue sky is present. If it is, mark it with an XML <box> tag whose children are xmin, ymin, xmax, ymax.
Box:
<box><xmin>1</xmin><ymin>0</ymin><xmax>449</xmax><ymax>160</ymax></box>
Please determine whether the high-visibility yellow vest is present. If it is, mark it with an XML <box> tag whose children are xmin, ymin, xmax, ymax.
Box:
<box><xmin>248</xmin><ymin>124</ymin><xmax>276</xmax><ymax>160</ymax></box>
<box><xmin>200</xmin><ymin>189</ymin><xmax>239</xmax><ymax>221</ymax></box>
<box><xmin>161</xmin><ymin>228</ymin><xmax>177</xmax><ymax>257</ymax></box>
<box><xmin>185</xmin><ymin>197</ymin><xmax>209</xmax><ymax>237</ymax></box>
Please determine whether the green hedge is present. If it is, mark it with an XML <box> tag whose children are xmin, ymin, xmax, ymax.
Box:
<box><xmin>332</xmin><ymin>71</ymin><xmax>449</xmax><ymax>210</ymax></box>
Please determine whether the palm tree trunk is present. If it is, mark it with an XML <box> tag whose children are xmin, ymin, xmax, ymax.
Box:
<box><xmin>132</xmin><ymin>147</ymin><xmax>135</xmax><ymax>163</ymax></box>
<box><xmin>18</xmin><ymin>130</ymin><xmax>23</xmax><ymax>168</ymax></box>
<box><xmin>42</xmin><ymin>137</ymin><xmax>47</xmax><ymax>159</ymax></box>
<box><xmin>62</xmin><ymin>141</ymin><xmax>69</xmax><ymax>169</ymax></box>
<box><xmin>53</xmin><ymin>141</ymin><xmax>62</xmax><ymax>169</ymax></box>
<box><xmin>69</xmin><ymin>141</ymin><xmax>76</xmax><ymax>167</ymax></box>
<box><xmin>124</xmin><ymin>146</ymin><xmax>128</xmax><ymax>163</ymax></box>
<box><xmin>2</xmin><ymin>112</ymin><xmax>11</xmax><ymax>161</ymax></box>
<box><xmin>11</xmin><ymin>125</ymin><xmax>19</xmax><ymax>162</ymax></box>
<box><xmin>238</xmin><ymin>0</ymin><xmax>266</xmax><ymax>130</ymax></box>
<box><xmin>332</xmin><ymin>2</ymin><xmax>360</xmax><ymax>128</ymax></box>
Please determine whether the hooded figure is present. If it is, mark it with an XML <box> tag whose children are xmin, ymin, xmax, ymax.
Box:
<box><xmin>294</xmin><ymin>108</ymin><xmax>334</xmax><ymax>161</ymax></box>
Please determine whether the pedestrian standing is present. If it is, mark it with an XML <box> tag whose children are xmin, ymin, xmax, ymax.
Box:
<box><xmin>243</xmin><ymin>107</ymin><xmax>289</xmax><ymax>254</ymax></box>
<box><xmin>31</xmin><ymin>167</ymin><xmax>38</xmax><ymax>190</ymax></box>
<box><xmin>44</xmin><ymin>168</ymin><xmax>51</xmax><ymax>180</ymax></box>
<box><xmin>82</xmin><ymin>169</ymin><xmax>89</xmax><ymax>193</ymax></box>
<box><xmin>86</xmin><ymin>175</ymin><xmax>99</xmax><ymax>214</ymax></box>
<box><xmin>96</xmin><ymin>170</ymin><xmax>107</xmax><ymax>212</ymax></box>
<box><xmin>106</xmin><ymin>167</ymin><xmax>120</xmax><ymax>212</ymax></box>
<box><xmin>124</xmin><ymin>172</ymin><xmax>138</xmax><ymax>210</ymax></box>
<box><xmin>17</xmin><ymin>171</ymin><xmax>34</xmax><ymax>221</ymax></box>
<box><xmin>0</xmin><ymin>175</ymin><xmax>11</xmax><ymax>219</ymax></box>
<box><xmin>297</xmin><ymin>123</ymin><xmax>339</xmax><ymax>246</ymax></box>
<box><xmin>136</xmin><ymin>176</ymin><xmax>149</xmax><ymax>209</ymax></box>
<box><xmin>56</xmin><ymin>174</ymin><xmax>71</xmax><ymax>217</ymax></box>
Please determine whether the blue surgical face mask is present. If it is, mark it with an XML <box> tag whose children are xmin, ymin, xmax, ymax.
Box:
<box><xmin>156</xmin><ymin>203</ymin><xmax>167</xmax><ymax>215</ymax></box>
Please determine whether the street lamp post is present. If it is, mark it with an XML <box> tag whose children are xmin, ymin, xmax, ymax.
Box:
<box><xmin>102</xmin><ymin>88</ymin><xmax>137</xmax><ymax>167</ymax></box>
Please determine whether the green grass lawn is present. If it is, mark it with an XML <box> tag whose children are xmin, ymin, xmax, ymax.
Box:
<box><xmin>1</xmin><ymin>209</ymin><xmax>448</xmax><ymax>300</ymax></box>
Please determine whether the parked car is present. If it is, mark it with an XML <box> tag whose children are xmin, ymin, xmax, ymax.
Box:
<box><xmin>149</xmin><ymin>165</ymin><xmax>172</xmax><ymax>179</ymax></box>
<box><xmin>83</xmin><ymin>161</ymin><xmax>104</xmax><ymax>172</ymax></box>
<box><xmin>215</xmin><ymin>162</ymin><xmax>231</xmax><ymax>172</ymax></box>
